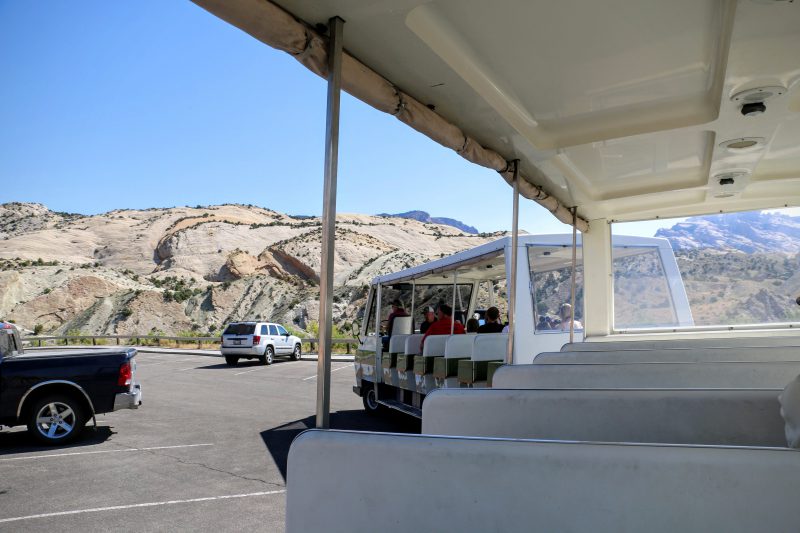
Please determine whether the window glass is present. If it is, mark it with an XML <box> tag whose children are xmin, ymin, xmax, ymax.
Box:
<box><xmin>413</xmin><ymin>283</ymin><xmax>474</xmax><ymax>327</ymax></box>
<box><xmin>0</xmin><ymin>332</ymin><xmax>12</xmax><ymax>356</ymax></box>
<box><xmin>528</xmin><ymin>245</ymin><xmax>584</xmax><ymax>333</ymax></box>
<box><xmin>474</xmin><ymin>280</ymin><xmax>508</xmax><ymax>326</ymax></box>
<box><xmin>260</xmin><ymin>325</ymin><xmax>269</xmax><ymax>335</ymax></box>
<box><xmin>223</xmin><ymin>323</ymin><xmax>255</xmax><ymax>335</ymax></box>
<box><xmin>613</xmin><ymin>246</ymin><xmax>678</xmax><ymax>328</ymax></box>
<box><xmin>277</xmin><ymin>325</ymin><xmax>288</xmax><ymax>335</ymax></box>
<box><xmin>269</xmin><ymin>325</ymin><xmax>279</xmax><ymax>336</ymax></box>
<box><xmin>613</xmin><ymin>208</ymin><xmax>800</xmax><ymax>327</ymax></box>
<box><xmin>364</xmin><ymin>282</ymin><xmax>474</xmax><ymax>334</ymax></box>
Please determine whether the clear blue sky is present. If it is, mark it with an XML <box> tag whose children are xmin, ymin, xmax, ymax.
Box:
<box><xmin>0</xmin><ymin>1</ymin><xmax>666</xmax><ymax>237</ymax></box>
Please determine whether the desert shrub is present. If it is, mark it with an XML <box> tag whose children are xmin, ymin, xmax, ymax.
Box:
<box><xmin>42</xmin><ymin>288</ymin><xmax>51</xmax><ymax>295</ymax></box>
<box><xmin>33</xmin><ymin>324</ymin><xmax>44</xmax><ymax>335</ymax></box>
<box><xmin>120</xmin><ymin>308</ymin><xmax>133</xmax><ymax>319</ymax></box>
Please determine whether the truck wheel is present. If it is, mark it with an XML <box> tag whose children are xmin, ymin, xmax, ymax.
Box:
<box><xmin>27</xmin><ymin>394</ymin><xmax>86</xmax><ymax>445</ymax></box>
<box><xmin>225</xmin><ymin>355</ymin><xmax>239</xmax><ymax>366</ymax></box>
<box><xmin>362</xmin><ymin>386</ymin><xmax>381</xmax><ymax>415</ymax></box>
<box><xmin>291</xmin><ymin>344</ymin><xmax>302</xmax><ymax>361</ymax></box>
<box><xmin>261</xmin><ymin>346</ymin><xmax>274</xmax><ymax>365</ymax></box>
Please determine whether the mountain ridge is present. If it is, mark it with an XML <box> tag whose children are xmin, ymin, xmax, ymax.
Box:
<box><xmin>377</xmin><ymin>210</ymin><xmax>478</xmax><ymax>234</ymax></box>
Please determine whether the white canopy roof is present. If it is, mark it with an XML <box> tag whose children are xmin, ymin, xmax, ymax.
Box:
<box><xmin>193</xmin><ymin>0</ymin><xmax>800</xmax><ymax>225</ymax></box>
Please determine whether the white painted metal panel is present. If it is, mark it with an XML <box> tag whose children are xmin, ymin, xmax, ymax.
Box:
<box><xmin>287</xmin><ymin>430</ymin><xmax>800</xmax><ymax>533</ymax></box>
<box><xmin>493</xmin><ymin>361</ymin><xmax>800</xmax><ymax>389</ymax></box>
<box><xmin>422</xmin><ymin>388</ymin><xmax>786</xmax><ymax>446</ymax></box>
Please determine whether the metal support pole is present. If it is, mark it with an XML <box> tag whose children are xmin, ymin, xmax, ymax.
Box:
<box><xmin>570</xmin><ymin>207</ymin><xmax>578</xmax><ymax>344</ymax></box>
<box><xmin>450</xmin><ymin>271</ymin><xmax>458</xmax><ymax>334</ymax></box>
<box><xmin>374</xmin><ymin>283</ymin><xmax>382</xmax><ymax>403</ymax></box>
<box><xmin>410</xmin><ymin>280</ymin><xmax>416</xmax><ymax>332</ymax></box>
<box><xmin>506</xmin><ymin>160</ymin><xmax>520</xmax><ymax>365</ymax></box>
<box><xmin>316</xmin><ymin>16</ymin><xmax>344</xmax><ymax>430</ymax></box>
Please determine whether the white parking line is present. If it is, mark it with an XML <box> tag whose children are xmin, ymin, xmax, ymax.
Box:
<box><xmin>0</xmin><ymin>490</ymin><xmax>286</xmax><ymax>524</ymax></box>
<box><xmin>0</xmin><ymin>443</ymin><xmax>214</xmax><ymax>462</ymax></box>
<box><xmin>302</xmin><ymin>364</ymin><xmax>351</xmax><ymax>380</ymax></box>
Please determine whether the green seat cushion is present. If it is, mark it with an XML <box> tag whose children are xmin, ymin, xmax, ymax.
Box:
<box><xmin>413</xmin><ymin>355</ymin><xmax>437</xmax><ymax>375</ymax></box>
<box><xmin>433</xmin><ymin>357</ymin><xmax>468</xmax><ymax>379</ymax></box>
<box><xmin>382</xmin><ymin>353</ymin><xmax>397</xmax><ymax>369</ymax></box>
<box><xmin>397</xmin><ymin>354</ymin><xmax>413</xmax><ymax>372</ymax></box>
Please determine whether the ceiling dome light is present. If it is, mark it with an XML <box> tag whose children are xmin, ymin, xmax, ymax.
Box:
<box><xmin>719</xmin><ymin>137</ymin><xmax>765</xmax><ymax>152</ymax></box>
<box><xmin>731</xmin><ymin>86</ymin><xmax>786</xmax><ymax>103</ymax></box>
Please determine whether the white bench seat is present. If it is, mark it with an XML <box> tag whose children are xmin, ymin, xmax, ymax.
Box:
<box><xmin>493</xmin><ymin>361</ymin><xmax>800</xmax><ymax>389</ymax></box>
<box><xmin>423</xmin><ymin>388</ymin><xmax>786</xmax><ymax>446</ymax></box>
<box><xmin>563</xmin><ymin>335</ymin><xmax>800</xmax><ymax>352</ymax></box>
<box><xmin>536</xmin><ymin>345</ymin><xmax>800</xmax><ymax>364</ymax></box>
<box><xmin>287</xmin><ymin>430</ymin><xmax>800</xmax><ymax>533</ymax></box>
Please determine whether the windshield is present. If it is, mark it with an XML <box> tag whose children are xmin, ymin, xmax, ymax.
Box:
<box><xmin>223</xmin><ymin>323</ymin><xmax>256</xmax><ymax>335</ymax></box>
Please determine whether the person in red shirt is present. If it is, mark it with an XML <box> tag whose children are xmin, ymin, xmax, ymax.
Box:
<box><xmin>420</xmin><ymin>303</ymin><xmax>465</xmax><ymax>351</ymax></box>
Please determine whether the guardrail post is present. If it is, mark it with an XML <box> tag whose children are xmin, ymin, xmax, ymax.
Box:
<box><xmin>92</xmin><ymin>337</ymin><xmax>96</xmax><ymax>346</ymax></box>
<box><xmin>346</xmin><ymin>342</ymin><xmax>350</xmax><ymax>354</ymax></box>
<box><xmin>38</xmin><ymin>339</ymin><xmax>42</xmax><ymax>347</ymax></box>
<box><xmin>116</xmin><ymin>337</ymin><xmax>120</xmax><ymax>345</ymax></box>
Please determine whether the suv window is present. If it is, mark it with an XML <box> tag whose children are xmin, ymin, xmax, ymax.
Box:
<box><xmin>223</xmin><ymin>323</ymin><xmax>256</xmax><ymax>335</ymax></box>
<box><xmin>260</xmin><ymin>325</ymin><xmax>268</xmax><ymax>335</ymax></box>
<box><xmin>277</xmin><ymin>325</ymin><xmax>288</xmax><ymax>336</ymax></box>
<box><xmin>269</xmin><ymin>325</ymin><xmax>278</xmax><ymax>336</ymax></box>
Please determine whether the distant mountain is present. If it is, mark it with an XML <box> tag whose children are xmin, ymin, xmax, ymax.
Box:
<box><xmin>0</xmin><ymin>202</ymin><xmax>500</xmax><ymax>336</ymax></box>
<box><xmin>378</xmin><ymin>210</ymin><xmax>478</xmax><ymax>234</ymax></box>
<box><xmin>655</xmin><ymin>212</ymin><xmax>800</xmax><ymax>253</ymax></box>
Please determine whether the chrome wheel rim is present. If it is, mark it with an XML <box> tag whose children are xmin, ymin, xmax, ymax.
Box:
<box><xmin>266</xmin><ymin>348</ymin><xmax>273</xmax><ymax>364</ymax></box>
<box><xmin>35</xmin><ymin>401</ymin><xmax>76</xmax><ymax>440</ymax></box>
<box><xmin>293</xmin><ymin>345</ymin><xmax>301</xmax><ymax>358</ymax></box>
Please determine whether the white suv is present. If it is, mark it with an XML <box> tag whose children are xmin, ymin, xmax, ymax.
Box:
<box><xmin>221</xmin><ymin>321</ymin><xmax>302</xmax><ymax>366</ymax></box>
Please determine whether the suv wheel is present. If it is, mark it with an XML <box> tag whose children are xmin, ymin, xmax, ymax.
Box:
<box><xmin>261</xmin><ymin>346</ymin><xmax>274</xmax><ymax>365</ymax></box>
<box><xmin>225</xmin><ymin>355</ymin><xmax>239</xmax><ymax>366</ymax></box>
<box><xmin>27</xmin><ymin>394</ymin><xmax>86</xmax><ymax>445</ymax></box>
<box><xmin>291</xmin><ymin>343</ymin><xmax>302</xmax><ymax>361</ymax></box>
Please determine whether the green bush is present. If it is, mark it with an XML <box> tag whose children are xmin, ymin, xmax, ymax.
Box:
<box><xmin>33</xmin><ymin>324</ymin><xmax>44</xmax><ymax>335</ymax></box>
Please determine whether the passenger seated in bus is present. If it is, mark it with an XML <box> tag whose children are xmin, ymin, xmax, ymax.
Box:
<box><xmin>420</xmin><ymin>303</ymin><xmax>465</xmax><ymax>350</ymax></box>
<box><xmin>557</xmin><ymin>303</ymin><xmax>582</xmax><ymax>330</ymax></box>
<box><xmin>419</xmin><ymin>306</ymin><xmax>435</xmax><ymax>334</ymax></box>
<box><xmin>478</xmin><ymin>306</ymin><xmax>504</xmax><ymax>333</ymax></box>
<box><xmin>466</xmin><ymin>318</ymin><xmax>480</xmax><ymax>333</ymax></box>
<box><xmin>382</xmin><ymin>299</ymin><xmax>410</xmax><ymax>351</ymax></box>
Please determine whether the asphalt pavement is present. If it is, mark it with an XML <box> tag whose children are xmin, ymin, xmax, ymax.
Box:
<box><xmin>0</xmin><ymin>349</ymin><xmax>418</xmax><ymax>532</ymax></box>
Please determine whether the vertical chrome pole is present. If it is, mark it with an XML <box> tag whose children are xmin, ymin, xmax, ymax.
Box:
<box><xmin>506</xmin><ymin>160</ymin><xmax>520</xmax><ymax>365</ymax></box>
<box><xmin>316</xmin><ymin>16</ymin><xmax>344</xmax><ymax>430</ymax></box>
<box><xmin>570</xmin><ymin>207</ymin><xmax>577</xmax><ymax>344</ymax></box>
<box><xmin>374</xmin><ymin>283</ymin><xmax>382</xmax><ymax>402</ymax></box>
<box><xmin>450</xmin><ymin>271</ymin><xmax>458</xmax><ymax>335</ymax></box>
<box><xmin>410</xmin><ymin>280</ymin><xmax>416</xmax><ymax>332</ymax></box>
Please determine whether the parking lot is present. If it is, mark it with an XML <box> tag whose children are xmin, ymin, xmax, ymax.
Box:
<box><xmin>0</xmin><ymin>350</ymin><xmax>419</xmax><ymax>532</ymax></box>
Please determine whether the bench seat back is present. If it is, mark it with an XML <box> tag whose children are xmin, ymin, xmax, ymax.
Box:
<box><xmin>422</xmin><ymin>388</ymin><xmax>786</xmax><ymax>446</ymax></box>
<box><xmin>493</xmin><ymin>361</ymin><xmax>800</xmax><ymax>389</ymax></box>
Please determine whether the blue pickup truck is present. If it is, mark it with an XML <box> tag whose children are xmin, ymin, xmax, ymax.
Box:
<box><xmin>0</xmin><ymin>322</ymin><xmax>142</xmax><ymax>445</ymax></box>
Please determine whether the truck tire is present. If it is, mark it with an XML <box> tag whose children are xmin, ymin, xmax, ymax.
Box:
<box><xmin>291</xmin><ymin>343</ymin><xmax>302</xmax><ymax>361</ymax></box>
<box><xmin>225</xmin><ymin>355</ymin><xmax>239</xmax><ymax>366</ymax></box>
<box><xmin>362</xmin><ymin>386</ymin><xmax>382</xmax><ymax>415</ymax></box>
<box><xmin>27</xmin><ymin>393</ymin><xmax>86</xmax><ymax>445</ymax></box>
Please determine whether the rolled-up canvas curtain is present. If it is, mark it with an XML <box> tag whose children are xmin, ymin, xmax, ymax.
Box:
<box><xmin>191</xmin><ymin>0</ymin><xmax>589</xmax><ymax>232</ymax></box>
